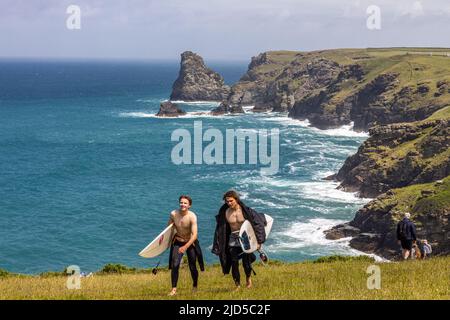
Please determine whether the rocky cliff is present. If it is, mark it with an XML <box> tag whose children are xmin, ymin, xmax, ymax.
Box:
<box><xmin>332</xmin><ymin>107</ymin><xmax>450</xmax><ymax>198</ymax></box>
<box><xmin>170</xmin><ymin>51</ymin><xmax>230</xmax><ymax>101</ymax></box>
<box><xmin>166</xmin><ymin>48</ymin><xmax>450</xmax><ymax>259</ymax></box>
<box><xmin>325</xmin><ymin>176</ymin><xmax>450</xmax><ymax>259</ymax></box>
<box><xmin>325</xmin><ymin>107</ymin><xmax>450</xmax><ymax>259</ymax></box>
<box><xmin>225</xmin><ymin>48</ymin><xmax>450</xmax><ymax>130</ymax></box>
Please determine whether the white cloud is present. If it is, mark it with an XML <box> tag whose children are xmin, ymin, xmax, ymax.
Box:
<box><xmin>402</xmin><ymin>1</ymin><xmax>425</xmax><ymax>18</ymax></box>
<box><xmin>0</xmin><ymin>0</ymin><xmax>448</xmax><ymax>60</ymax></box>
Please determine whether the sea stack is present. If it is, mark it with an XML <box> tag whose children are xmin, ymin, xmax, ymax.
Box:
<box><xmin>170</xmin><ymin>51</ymin><xmax>230</xmax><ymax>101</ymax></box>
<box><xmin>210</xmin><ymin>101</ymin><xmax>245</xmax><ymax>115</ymax></box>
<box><xmin>155</xmin><ymin>101</ymin><xmax>186</xmax><ymax>117</ymax></box>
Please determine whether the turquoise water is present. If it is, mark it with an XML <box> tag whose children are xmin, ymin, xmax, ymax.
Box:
<box><xmin>0</xmin><ymin>59</ymin><xmax>370</xmax><ymax>274</ymax></box>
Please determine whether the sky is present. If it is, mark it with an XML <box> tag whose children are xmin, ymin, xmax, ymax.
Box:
<box><xmin>0</xmin><ymin>0</ymin><xmax>449</xmax><ymax>61</ymax></box>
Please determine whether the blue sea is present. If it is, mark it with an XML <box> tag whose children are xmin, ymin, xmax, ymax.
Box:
<box><xmin>0</xmin><ymin>59</ymin><xmax>371</xmax><ymax>274</ymax></box>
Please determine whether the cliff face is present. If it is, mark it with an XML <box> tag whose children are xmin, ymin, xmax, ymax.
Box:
<box><xmin>325</xmin><ymin>177</ymin><xmax>450</xmax><ymax>259</ymax></box>
<box><xmin>170</xmin><ymin>51</ymin><xmax>230</xmax><ymax>101</ymax></box>
<box><xmin>325</xmin><ymin>107</ymin><xmax>450</xmax><ymax>259</ymax></box>
<box><xmin>169</xmin><ymin>49</ymin><xmax>449</xmax><ymax>127</ymax></box>
<box><xmin>334</xmin><ymin>108</ymin><xmax>450</xmax><ymax>198</ymax></box>
<box><xmin>227</xmin><ymin>52</ymin><xmax>345</xmax><ymax>112</ymax></box>
<box><xmin>225</xmin><ymin>49</ymin><xmax>450</xmax><ymax>130</ymax></box>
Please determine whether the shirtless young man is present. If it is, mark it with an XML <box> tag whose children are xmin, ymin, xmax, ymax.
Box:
<box><xmin>167</xmin><ymin>195</ymin><xmax>199</xmax><ymax>296</ymax></box>
<box><xmin>212</xmin><ymin>190</ymin><xmax>266</xmax><ymax>291</ymax></box>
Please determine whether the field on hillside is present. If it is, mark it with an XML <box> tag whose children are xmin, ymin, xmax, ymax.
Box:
<box><xmin>1</xmin><ymin>256</ymin><xmax>448</xmax><ymax>300</ymax></box>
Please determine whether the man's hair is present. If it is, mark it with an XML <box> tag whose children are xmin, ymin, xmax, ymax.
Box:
<box><xmin>404</xmin><ymin>212</ymin><xmax>411</xmax><ymax>219</ymax></box>
<box><xmin>223</xmin><ymin>190</ymin><xmax>240</xmax><ymax>202</ymax></box>
<box><xmin>179</xmin><ymin>195</ymin><xmax>192</xmax><ymax>206</ymax></box>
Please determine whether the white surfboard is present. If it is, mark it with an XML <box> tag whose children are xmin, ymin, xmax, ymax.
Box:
<box><xmin>139</xmin><ymin>223</ymin><xmax>177</xmax><ymax>258</ymax></box>
<box><xmin>239</xmin><ymin>214</ymin><xmax>274</xmax><ymax>253</ymax></box>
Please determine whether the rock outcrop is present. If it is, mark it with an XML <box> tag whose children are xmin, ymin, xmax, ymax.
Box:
<box><xmin>210</xmin><ymin>102</ymin><xmax>244</xmax><ymax>115</ymax></box>
<box><xmin>226</xmin><ymin>53</ymin><xmax>344</xmax><ymax>113</ymax></box>
<box><xmin>333</xmin><ymin>114</ymin><xmax>450</xmax><ymax>198</ymax></box>
<box><xmin>155</xmin><ymin>101</ymin><xmax>186</xmax><ymax>117</ymax></box>
<box><xmin>218</xmin><ymin>49</ymin><xmax>449</xmax><ymax>130</ymax></box>
<box><xmin>325</xmin><ymin>177</ymin><xmax>450</xmax><ymax>260</ymax></box>
<box><xmin>170</xmin><ymin>51</ymin><xmax>230</xmax><ymax>101</ymax></box>
<box><xmin>325</xmin><ymin>107</ymin><xmax>450</xmax><ymax>259</ymax></box>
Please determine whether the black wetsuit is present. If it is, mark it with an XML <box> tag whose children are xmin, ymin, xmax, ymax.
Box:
<box><xmin>229</xmin><ymin>231</ymin><xmax>252</xmax><ymax>285</ymax></box>
<box><xmin>212</xmin><ymin>202</ymin><xmax>266</xmax><ymax>285</ymax></box>
<box><xmin>170</xmin><ymin>239</ymin><xmax>199</xmax><ymax>288</ymax></box>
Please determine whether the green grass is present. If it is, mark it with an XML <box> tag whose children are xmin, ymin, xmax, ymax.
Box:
<box><xmin>245</xmin><ymin>48</ymin><xmax>450</xmax><ymax>109</ymax></box>
<box><xmin>377</xmin><ymin>176</ymin><xmax>450</xmax><ymax>220</ymax></box>
<box><xmin>365</xmin><ymin>106</ymin><xmax>450</xmax><ymax>170</ymax></box>
<box><xmin>427</xmin><ymin>105</ymin><xmax>450</xmax><ymax>120</ymax></box>
<box><xmin>0</xmin><ymin>256</ymin><xmax>449</xmax><ymax>300</ymax></box>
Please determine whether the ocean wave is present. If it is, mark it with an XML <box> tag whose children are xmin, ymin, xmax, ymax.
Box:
<box><xmin>312</xmin><ymin>170</ymin><xmax>336</xmax><ymax>180</ymax></box>
<box><xmin>259</xmin><ymin>115</ymin><xmax>369</xmax><ymax>137</ymax></box>
<box><xmin>242</xmin><ymin>105</ymin><xmax>255</xmax><ymax>111</ymax></box>
<box><xmin>118</xmin><ymin>111</ymin><xmax>230</xmax><ymax>119</ymax></box>
<box><xmin>266</xmin><ymin>218</ymin><xmax>386</xmax><ymax>261</ymax></box>
<box><xmin>250</xmin><ymin>197</ymin><xmax>292</xmax><ymax>209</ymax></box>
<box><xmin>167</xmin><ymin>100</ymin><xmax>221</xmax><ymax>106</ymax></box>
<box><xmin>136</xmin><ymin>98</ymin><xmax>165</xmax><ymax>103</ymax></box>
<box><xmin>178</xmin><ymin>112</ymin><xmax>224</xmax><ymax>119</ymax></box>
<box><xmin>296</xmin><ymin>181</ymin><xmax>371</xmax><ymax>204</ymax></box>
<box><xmin>241</xmin><ymin>175</ymin><xmax>371</xmax><ymax>204</ymax></box>
<box><xmin>260</xmin><ymin>116</ymin><xmax>310</xmax><ymax>127</ymax></box>
<box><xmin>118</xmin><ymin>112</ymin><xmax>157</xmax><ymax>118</ymax></box>
<box><xmin>316</xmin><ymin>122</ymin><xmax>369</xmax><ymax>138</ymax></box>
<box><xmin>267</xmin><ymin>218</ymin><xmax>350</xmax><ymax>250</ymax></box>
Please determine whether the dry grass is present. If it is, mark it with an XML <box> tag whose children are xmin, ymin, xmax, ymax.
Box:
<box><xmin>1</xmin><ymin>256</ymin><xmax>448</xmax><ymax>300</ymax></box>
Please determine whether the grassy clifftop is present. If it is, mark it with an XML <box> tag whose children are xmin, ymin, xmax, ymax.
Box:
<box><xmin>326</xmin><ymin>175</ymin><xmax>450</xmax><ymax>259</ymax></box>
<box><xmin>335</xmin><ymin>106</ymin><xmax>449</xmax><ymax>197</ymax></box>
<box><xmin>0</xmin><ymin>256</ymin><xmax>449</xmax><ymax>300</ymax></box>
<box><xmin>228</xmin><ymin>47</ymin><xmax>449</xmax><ymax>130</ymax></box>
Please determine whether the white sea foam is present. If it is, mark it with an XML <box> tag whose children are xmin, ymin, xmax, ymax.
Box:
<box><xmin>261</xmin><ymin>116</ymin><xmax>310</xmax><ymax>127</ymax></box>
<box><xmin>268</xmin><ymin>218</ymin><xmax>350</xmax><ymax>250</ymax></box>
<box><xmin>178</xmin><ymin>112</ymin><xmax>224</xmax><ymax>119</ymax></box>
<box><xmin>250</xmin><ymin>197</ymin><xmax>291</xmax><ymax>209</ymax></box>
<box><xmin>260</xmin><ymin>115</ymin><xmax>369</xmax><ymax>137</ymax></box>
<box><xmin>239</xmin><ymin>191</ymin><xmax>250</xmax><ymax>200</ymax></box>
<box><xmin>118</xmin><ymin>111</ymin><xmax>229</xmax><ymax>119</ymax></box>
<box><xmin>167</xmin><ymin>100</ymin><xmax>221</xmax><ymax>106</ymax></box>
<box><xmin>136</xmin><ymin>98</ymin><xmax>163</xmax><ymax>103</ymax></box>
<box><xmin>266</xmin><ymin>218</ymin><xmax>386</xmax><ymax>261</ymax></box>
<box><xmin>313</xmin><ymin>170</ymin><xmax>336</xmax><ymax>179</ymax></box>
<box><xmin>297</xmin><ymin>181</ymin><xmax>371</xmax><ymax>204</ymax></box>
<box><xmin>241</xmin><ymin>175</ymin><xmax>371</xmax><ymax>204</ymax></box>
<box><xmin>118</xmin><ymin>112</ymin><xmax>157</xmax><ymax>118</ymax></box>
<box><xmin>317</xmin><ymin>122</ymin><xmax>369</xmax><ymax>138</ymax></box>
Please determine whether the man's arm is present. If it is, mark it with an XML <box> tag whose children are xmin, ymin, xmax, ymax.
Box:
<box><xmin>179</xmin><ymin>214</ymin><xmax>198</xmax><ymax>253</ymax></box>
<box><xmin>167</xmin><ymin>211</ymin><xmax>175</xmax><ymax>226</ymax></box>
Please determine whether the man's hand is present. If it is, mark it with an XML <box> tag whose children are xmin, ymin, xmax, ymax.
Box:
<box><xmin>178</xmin><ymin>245</ymin><xmax>187</xmax><ymax>254</ymax></box>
